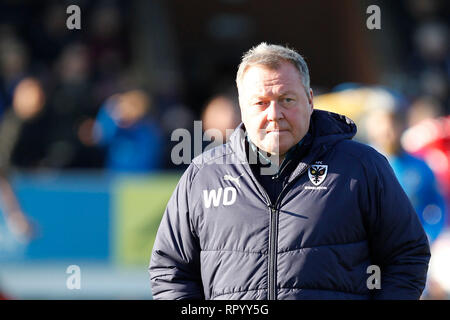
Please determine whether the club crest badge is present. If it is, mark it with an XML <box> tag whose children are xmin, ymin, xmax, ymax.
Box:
<box><xmin>308</xmin><ymin>164</ymin><xmax>328</xmax><ymax>186</ymax></box>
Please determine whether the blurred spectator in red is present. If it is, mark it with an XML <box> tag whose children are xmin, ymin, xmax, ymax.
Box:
<box><xmin>92</xmin><ymin>89</ymin><xmax>163</xmax><ymax>173</ymax></box>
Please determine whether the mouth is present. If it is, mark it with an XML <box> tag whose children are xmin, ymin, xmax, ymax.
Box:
<box><xmin>266</xmin><ymin>129</ymin><xmax>289</xmax><ymax>134</ymax></box>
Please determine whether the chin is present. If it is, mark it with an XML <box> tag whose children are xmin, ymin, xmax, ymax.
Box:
<box><xmin>261</xmin><ymin>141</ymin><xmax>290</xmax><ymax>156</ymax></box>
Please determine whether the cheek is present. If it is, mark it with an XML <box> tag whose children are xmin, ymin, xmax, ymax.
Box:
<box><xmin>287</xmin><ymin>108</ymin><xmax>305</xmax><ymax>123</ymax></box>
<box><xmin>245</xmin><ymin>111</ymin><xmax>266</xmax><ymax>128</ymax></box>
<box><xmin>242</xmin><ymin>111</ymin><xmax>264</xmax><ymax>141</ymax></box>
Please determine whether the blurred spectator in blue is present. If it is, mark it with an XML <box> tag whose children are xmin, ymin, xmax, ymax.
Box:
<box><xmin>403</xmin><ymin>97</ymin><xmax>450</xmax><ymax>219</ymax></box>
<box><xmin>92</xmin><ymin>89</ymin><xmax>163</xmax><ymax>173</ymax></box>
<box><xmin>365</xmin><ymin>92</ymin><xmax>446</xmax><ymax>244</ymax></box>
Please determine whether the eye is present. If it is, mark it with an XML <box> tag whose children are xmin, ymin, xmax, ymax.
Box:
<box><xmin>254</xmin><ymin>100</ymin><xmax>268</xmax><ymax>107</ymax></box>
<box><xmin>280</xmin><ymin>97</ymin><xmax>295</xmax><ymax>104</ymax></box>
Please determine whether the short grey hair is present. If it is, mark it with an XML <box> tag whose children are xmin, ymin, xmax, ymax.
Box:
<box><xmin>236</xmin><ymin>42</ymin><xmax>310</xmax><ymax>93</ymax></box>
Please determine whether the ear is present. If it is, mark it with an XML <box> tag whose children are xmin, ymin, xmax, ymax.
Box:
<box><xmin>309</xmin><ymin>89</ymin><xmax>314</xmax><ymax>109</ymax></box>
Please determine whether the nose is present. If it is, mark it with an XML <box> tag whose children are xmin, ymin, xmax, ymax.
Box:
<box><xmin>266</xmin><ymin>100</ymin><xmax>283</xmax><ymax>121</ymax></box>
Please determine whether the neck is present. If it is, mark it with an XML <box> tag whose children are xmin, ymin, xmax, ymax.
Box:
<box><xmin>274</xmin><ymin>154</ymin><xmax>285</xmax><ymax>166</ymax></box>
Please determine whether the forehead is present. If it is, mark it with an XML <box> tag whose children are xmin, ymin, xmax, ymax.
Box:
<box><xmin>240</xmin><ymin>61</ymin><xmax>303</xmax><ymax>94</ymax></box>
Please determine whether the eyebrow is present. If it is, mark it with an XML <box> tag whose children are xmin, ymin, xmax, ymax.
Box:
<box><xmin>250</xmin><ymin>91</ymin><xmax>297</xmax><ymax>99</ymax></box>
<box><xmin>279</xmin><ymin>91</ymin><xmax>297</xmax><ymax>96</ymax></box>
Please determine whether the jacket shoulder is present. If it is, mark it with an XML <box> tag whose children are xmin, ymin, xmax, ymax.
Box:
<box><xmin>334</xmin><ymin>139</ymin><xmax>387</xmax><ymax>165</ymax></box>
<box><xmin>191</xmin><ymin>142</ymin><xmax>236</xmax><ymax>169</ymax></box>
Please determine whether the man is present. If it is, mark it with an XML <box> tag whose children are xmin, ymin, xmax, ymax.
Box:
<box><xmin>149</xmin><ymin>43</ymin><xmax>430</xmax><ymax>300</ymax></box>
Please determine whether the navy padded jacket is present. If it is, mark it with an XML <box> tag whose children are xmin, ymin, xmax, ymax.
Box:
<box><xmin>149</xmin><ymin>110</ymin><xmax>430</xmax><ymax>300</ymax></box>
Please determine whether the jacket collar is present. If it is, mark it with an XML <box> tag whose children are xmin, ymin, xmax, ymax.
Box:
<box><xmin>228</xmin><ymin>109</ymin><xmax>357</xmax><ymax>166</ymax></box>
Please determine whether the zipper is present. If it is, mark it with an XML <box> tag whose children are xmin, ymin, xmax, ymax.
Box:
<box><xmin>242</xmin><ymin>172</ymin><xmax>276</xmax><ymax>300</ymax></box>
<box><xmin>243</xmin><ymin>156</ymin><xmax>313</xmax><ymax>300</ymax></box>
<box><xmin>266</xmin><ymin>163</ymin><xmax>311</xmax><ymax>300</ymax></box>
<box><xmin>268</xmin><ymin>205</ymin><xmax>278</xmax><ymax>300</ymax></box>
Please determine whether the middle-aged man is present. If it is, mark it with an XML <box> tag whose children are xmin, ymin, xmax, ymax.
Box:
<box><xmin>149</xmin><ymin>43</ymin><xmax>431</xmax><ymax>300</ymax></box>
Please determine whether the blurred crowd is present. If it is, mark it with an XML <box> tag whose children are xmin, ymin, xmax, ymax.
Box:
<box><xmin>392</xmin><ymin>0</ymin><xmax>448</xmax><ymax>112</ymax></box>
<box><xmin>0</xmin><ymin>0</ymin><xmax>449</xmax><ymax>299</ymax></box>
<box><xmin>0</xmin><ymin>2</ymin><xmax>130</xmax><ymax>170</ymax></box>
<box><xmin>0</xmin><ymin>1</ymin><xmax>447</xmax><ymax>172</ymax></box>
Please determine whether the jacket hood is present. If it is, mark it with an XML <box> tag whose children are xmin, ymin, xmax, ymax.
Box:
<box><xmin>309</xmin><ymin>109</ymin><xmax>357</xmax><ymax>147</ymax></box>
<box><xmin>229</xmin><ymin>109</ymin><xmax>357</xmax><ymax>163</ymax></box>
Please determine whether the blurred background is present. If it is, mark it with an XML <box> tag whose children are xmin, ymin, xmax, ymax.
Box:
<box><xmin>0</xmin><ymin>0</ymin><xmax>448</xmax><ymax>299</ymax></box>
